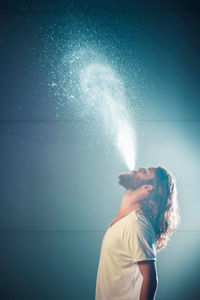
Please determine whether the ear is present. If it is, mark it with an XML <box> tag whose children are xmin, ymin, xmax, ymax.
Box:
<box><xmin>144</xmin><ymin>185</ymin><xmax>154</xmax><ymax>192</ymax></box>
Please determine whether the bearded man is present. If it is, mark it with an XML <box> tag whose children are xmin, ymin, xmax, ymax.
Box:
<box><xmin>95</xmin><ymin>167</ymin><xmax>180</xmax><ymax>300</ymax></box>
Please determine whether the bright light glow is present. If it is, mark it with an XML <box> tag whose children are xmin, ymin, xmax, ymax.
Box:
<box><xmin>117</xmin><ymin>122</ymin><xmax>136</xmax><ymax>170</ymax></box>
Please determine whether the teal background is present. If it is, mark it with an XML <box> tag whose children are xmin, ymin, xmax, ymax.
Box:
<box><xmin>1</xmin><ymin>1</ymin><xmax>200</xmax><ymax>299</ymax></box>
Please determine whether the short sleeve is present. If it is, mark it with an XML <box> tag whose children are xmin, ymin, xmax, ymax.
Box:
<box><xmin>128</xmin><ymin>219</ymin><xmax>157</xmax><ymax>263</ymax></box>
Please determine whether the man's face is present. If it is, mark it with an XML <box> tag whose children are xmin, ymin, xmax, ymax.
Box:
<box><xmin>118</xmin><ymin>167</ymin><xmax>156</xmax><ymax>190</ymax></box>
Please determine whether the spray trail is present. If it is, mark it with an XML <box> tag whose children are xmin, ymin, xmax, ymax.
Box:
<box><xmin>79</xmin><ymin>57</ymin><xmax>136</xmax><ymax>170</ymax></box>
<box><xmin>57</xmin><ymin>48</ymin><xmax>136</xmax><ymax>170</ymax></box>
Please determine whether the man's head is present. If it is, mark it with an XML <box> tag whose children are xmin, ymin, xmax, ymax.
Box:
<box><xmin>118</xmin><ymin>167</ymin><xmax>156</xmax><ymax>193</ymax></box>
<box><xmin>118</xmin><ymin>166</ymin><xmax>176</xmax><ymax>209</ymax></box>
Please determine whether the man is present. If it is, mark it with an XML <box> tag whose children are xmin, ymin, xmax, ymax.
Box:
<box><xmin>95</xmin><ymin>166</ymin><xmax>180</xmax><ymax>300</ymax></box>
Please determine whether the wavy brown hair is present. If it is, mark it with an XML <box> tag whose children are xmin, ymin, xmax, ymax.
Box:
<box><xmin>139</xmin><ymin>166</ymin><xmax>181</xmax><ymax>252</ymax></box>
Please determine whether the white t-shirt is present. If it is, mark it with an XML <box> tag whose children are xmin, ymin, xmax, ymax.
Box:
<box><xmin>95</xmin><ymin>208</ymin><xmax>157</xmax><ymax>300</ymax></box>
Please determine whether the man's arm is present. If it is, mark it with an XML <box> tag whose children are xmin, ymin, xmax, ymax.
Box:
<box><xmin>137</xmin><ymin>260</ymin><xmax>158</xmax><ymax>300</ymax></box>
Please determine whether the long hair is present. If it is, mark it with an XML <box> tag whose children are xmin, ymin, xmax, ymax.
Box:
<box><xmin>139</xmin><ymin>166</ymin><xmax>180</xmax><ymax>252</ymax></box>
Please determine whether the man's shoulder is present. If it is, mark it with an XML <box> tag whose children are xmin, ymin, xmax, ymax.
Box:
<box><xmin>130</xmin><ymin>210</ymin><xmax>149</xmax><ymax>226</ymax></box>
<box><xmin>128</xmin><ymin>211</ymin><xmax>156</xmax><ymax>239</ymax></box>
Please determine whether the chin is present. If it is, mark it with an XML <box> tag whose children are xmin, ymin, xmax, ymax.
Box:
<box><xmin>118</xmin><ymin>173</ymin><xmax>134</xmax><ymax>189</ymax></box>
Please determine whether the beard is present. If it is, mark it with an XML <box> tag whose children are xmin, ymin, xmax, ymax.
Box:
<box><xmin>118</xmin><ymin>172</ymin><xmax>144</xmax><ymax>190</ymax></box>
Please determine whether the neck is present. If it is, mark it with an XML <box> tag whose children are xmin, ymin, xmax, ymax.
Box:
<box><xmin>118</xmin><ymin>189</ymin><xmax>143</xmax><ymax>217</ymax></box>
